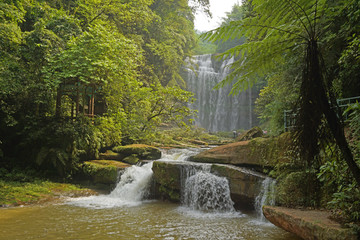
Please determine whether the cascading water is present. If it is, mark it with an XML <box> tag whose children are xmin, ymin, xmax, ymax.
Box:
<box><xmin>182</xmin><ymin>171</ymin><xmax>235</xmax><ymax>212</ymax></box>
<box><xmin>109</xmin><ymin>162</ymin><xmax>153</xmax><ymax>201</ymax></box>
<box><xmin>255</xmin><ymin>177</ymin><xmax>276</xmax><ymax>221</ymax></box>
<box><xmin>184</xmin><ymin>54</ymin><xmax>259</xmax><ymax>132</ymax></box>
<box><xmin>68</xmin><ymin>162</ymin><xmax>154</xmax><ymax>209</ymax></box>
<box><xmin>69</xmin><ymin>148</ymin><xmax>275</xmax><ymax>221</ymax></box>
<box><xmin>160</xmin><ymin>149</ymin><xmax>236</xmax><ymax>214</ymax></box>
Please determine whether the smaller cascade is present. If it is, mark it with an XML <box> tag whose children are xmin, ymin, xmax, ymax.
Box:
<box><xmin>109</xmin><ymin>162</ymin><xmax>153</xmax><ymax>201</ymax></box>
<box><xmin>68</xmin><ymin>162</ymin><xmax>153</xmax><ymax>209</ymax></box>
<box><xmin>182</xmin><ymin>171</ymin><xmax>235</xmax><ymax>212</ymax></box>
<box><xmin>255</xmin><ymin>177</ymin><xmax>276</xmax><ymax>221</ymax></box>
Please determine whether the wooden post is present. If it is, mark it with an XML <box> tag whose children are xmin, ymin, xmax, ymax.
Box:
<box><xmin>91</xmin><ymin>86</ymin><xmax>95</xmax><ymax>117</ymax></box>
<box><xmin>76</xmin><ymin>80</ymin><xmax>80</xmax><ymax>118</ymax></box>
<box><xmin>71</xmin><ymin>100</ymin><xmax>74</xmax><ymax>119</ymax></box>
<box><xmin>55</xmin><ymin>84</ymin><xmax>62</xmax><ymax>118</ymax></box>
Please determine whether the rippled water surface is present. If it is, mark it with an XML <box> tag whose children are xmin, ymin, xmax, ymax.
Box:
<box><xmin>0</xmin><ymin>201</ymin><xmax>300</xmax><ymax>240</ymax></box>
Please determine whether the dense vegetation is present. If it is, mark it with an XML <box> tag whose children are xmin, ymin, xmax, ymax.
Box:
<box><xmin>0</xmin><ymin>0</ymin><xmax>211</xmax><ymax>177</ymax></box>
<box><xmin>204</xmin><ymin>0</ymin><xmax>360</xmax><ymax>223</ymax></box>
<box><xmin>1</xmin><ymin>0</ymin><xmax>360</xmax><ymax>228</ymax></box>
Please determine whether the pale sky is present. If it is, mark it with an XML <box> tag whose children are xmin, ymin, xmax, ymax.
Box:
<box><xmin>194</xmin><ymin>0</ymin><xmax>241</xmax><ymax>32</ymax></box>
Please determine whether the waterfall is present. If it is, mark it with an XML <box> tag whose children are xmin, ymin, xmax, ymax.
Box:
<box><xmin>182</xmin><ymin>171</ymin><xmax>235</xmax><ymax>212</ymax></box>
<box><xmin>68</xmin><ymin>162</ymin><xmax>154</xmax><ymax>209</ymax></box>
<box><xmin>109</xmin><ymin>162</ymin><xmax>153</xmax><ymax>201</ymax></box>
<box><xmin>184</xmin><ymin>54</ymin><xmax>258</xmax><ymax>132</ymax></box>
<box><xmin>255</xmin><ymin>177</ymin><xmax>276</xmax><ymax>221</ymax></box>
<box><xmin>179</xmin><ymin>164</ymin><xmax>235</xmax><ymax>213</ymax></box>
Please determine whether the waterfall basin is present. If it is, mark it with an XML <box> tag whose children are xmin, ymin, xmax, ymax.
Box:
<box><xmin>0</xmin><ymin>148</ymin><xmax>300</xmax><ymax>239</ymax></box>
<box><xmin>0</xmin><ymin>201</ymin><xmax>300</xmax><ymax>240</ymax></box>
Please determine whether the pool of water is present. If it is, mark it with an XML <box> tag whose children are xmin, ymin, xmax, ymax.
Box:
<box><xmin>0</xmin><ymin>200</ymin><xmax>300</xmax><ymax>240</ymax></box>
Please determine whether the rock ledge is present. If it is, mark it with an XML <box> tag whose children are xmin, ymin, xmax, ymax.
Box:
<box><xmin>263</xmin><ymin>206</ymin><xmax>358</xmax><ymax>240</ymax></box>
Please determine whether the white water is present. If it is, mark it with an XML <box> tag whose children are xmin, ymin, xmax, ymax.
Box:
<box><xmin>183</xmin><ymin>171</ymin><xmax>235</xmax><ymax>212</ymax></box>
<box><xmin>255</xmin><ymin>177</ymin><xmax>276</xmax><ymax>222</ymax></box>
<box><xmin>185</xmin><ymin>54</ymin><xmax>258</xmax><ymax>132</ymax></box>
<box><xmin>68</xmin><ymin>148</ymin><xmax>275</xmax><ymax>223</ymax></box>
<box><xmin>68</xmin><ymin>162</ymin><xmax>154</xmax><ymax>209</ymax></box>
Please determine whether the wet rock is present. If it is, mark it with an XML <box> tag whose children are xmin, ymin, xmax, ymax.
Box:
<box><xmin>190</xmin><ymin>132</ymin><xmax>291</xmax><ymax>170</ymax></box>
<box><xmin>122</xmin><ymin>154</ymin><xmax>140</xmax><ymax>165</ymax></box>
<box><xmin>112</xmin><ymin>144</ymin><xmax>161</xmax><ymax>161</ymax></box>
<box><xmin>99</xmin><ymin>150</ymin><xmax>124</xmax><ymax>161</ymax></box>
<box><xmin>263</xmin><ymin>206</ymin><xmax>358</xmax><ymax>240</ymax></box>
<box><xmin>211</xmin><ymin>164</ymin><xmax>265</xmax><ymax>209</ymax></box>
<box><xmin>152</xmin><ymin>161</ymin><xmax>266</xmax><ymax>208</ymax></box>
<box><xmin>236</xmin><ymin>126</ymin><xmax>264</xmax><ymax>141</ymax></box>
<box><xmin>152</xmin><ymin>161</ymin><xmax>182</xmax><ymax>202</ymax></box>
<box><xmin>80</xmin><ymin>160</ymin><xmax>130</xmax><ymax>185</ymax></box>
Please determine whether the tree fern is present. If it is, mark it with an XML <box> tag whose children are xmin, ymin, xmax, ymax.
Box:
<box><xmin>203</xmin><ymin>0</ymin><xmax>360</xmax><ymax>186</ymax></box>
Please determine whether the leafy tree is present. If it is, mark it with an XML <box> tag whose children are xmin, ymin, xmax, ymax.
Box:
<box><xmin>0</xmin><ymin>0</ymin><xmax>203</xmax><ymax>177</ymax></box>
<box><xmin>203</xmin><ymin>0</ymin><xmax>360</xmax><ymax>186</ymax></box>
<box><xmin>216</xmin><ymin>4</ymin><xmax>246</xmax><ymax>53</ymax></box>
<box><xmin>255</xmin><ymin>60</ymin><xmax>301</xmax><ymax>134</ymax></box>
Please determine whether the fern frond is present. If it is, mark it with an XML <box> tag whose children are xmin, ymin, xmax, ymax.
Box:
<box><xmin>202</xmin><ymin>0</ymin><xmax>328</xmax><ymax>94</ymax></box>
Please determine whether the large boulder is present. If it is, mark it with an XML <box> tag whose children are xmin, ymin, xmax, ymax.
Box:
<box><xmin>236</xmin><ymin>126</ymin><xmax>264</xmax><ymax>141</ymax></box>
<box><xmin>112</xmin><ymin>144</ymin><xmax>162</xmax><ymax>161</ymax></box>
<box><xmin>263</xmin><ymin>206</ymin><xmax>358</xmax><ymax>240</ymax></box>
<box><xmin>190</xmin><ymin>132</ymin><xmax>291</xmax><ymax>170</ymax></box>
<box><xmin>211</xmin><ymin>164</ymin><xmax>265</xmax><ymax>208</ymax></box>
<box><xmin>79</xmin><ymin>160</ymin><xmax>130</xmax><ymax>185</ymax></box>
<box><xmin>152</xmin><ymin>160</ymin><xmax>266</xmax><ymax>208</ymax></box>
<box><xmin>152</xmin><ymin>161</ymin><xmax>184</xmax><ymax>202</ymax></box>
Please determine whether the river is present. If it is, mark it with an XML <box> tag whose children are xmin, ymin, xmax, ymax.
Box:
<box><xmin>0</xmin><ymin>148</ymin><xmax>300</xmax><ymax>240</ymax></box>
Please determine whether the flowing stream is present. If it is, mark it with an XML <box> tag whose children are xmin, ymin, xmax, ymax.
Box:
<box><xmin>0</xmin><ymin>149</ymin><xmax>300</xmax><ymax>240</ymax></box>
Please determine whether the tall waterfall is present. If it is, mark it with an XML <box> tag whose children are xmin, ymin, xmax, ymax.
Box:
<box><xmin>184</xmin><ymin>54</ymin><xmax>258</xmax><ymax>132</ymax></box>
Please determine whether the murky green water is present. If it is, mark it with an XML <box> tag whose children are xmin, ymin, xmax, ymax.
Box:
<box><xmin>0</xmin><ymin>200</ymin><xmax>300</xmax><ymax>240</ymax></box>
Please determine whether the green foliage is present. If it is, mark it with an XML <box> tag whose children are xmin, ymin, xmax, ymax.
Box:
<box><xmin>345</xmin><ymin>102</ymin><xmax>360</xmax><ymax>142</ymax></box>
<box><xmin>317</xmin><ymin>103</ymin><xmax>360</xmax><ymax>222</ymax></box>
<box><xmin>193</xmin><ymin>33</ymin><xmax>217</xmax><ymax>55</ymax></box>
<box><xmin>318</xmin><ymin>150</ymin><xmax>360</xmax><ymax>222</ymax></box>
<box><xmin>0</xmin><ymin>177</ymin><xmax>91</xmax><ymax>206</ymax></box>
<box><xmin>113</xmin><ymin>85</ymin><xmax>196</xmax><ymax>144</ymax></box>
<box><xmin>255</xmin><ymin>62</ymin><xmax>301</xmax><ymax>135</ymax></box>
<box><xmin>0</xmin><ymin>0</ymin><xmax>202</xmax><ymax>178</ymax></box>
<box><xmin>15</xmin><ymin>117</ymin><xmax>101</xmax><ymax>177</ymax></box>
<box><xmin>94</xmin><ymin>116</ymin><xmax>122</xmax><ymax>149</ymax></box>
<box><xmin>276</xmin><ymin>171</ymin><xmax>320</xmax><ymax>207</ymax></box>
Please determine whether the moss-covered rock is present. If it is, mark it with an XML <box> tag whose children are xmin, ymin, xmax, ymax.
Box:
<box><xmin>152</xmin><ymin>161</ymin><xmax>182</xmax><ymax>202</ymax></box>
<box><xmin>275</xmin><ymin>171</ymin><xmax>320</xmax><ymax>207</ymax></box>
<box><xmin>122</xmin><ymin>154</ymin><xmax>140</xmax><ymax>165</ymax></box>
<box><xmin>112</xmin><ymin>144</ymin><xmax>161</xmax><ymax>161</ymax></box>
<box><xmin>236</xmin><ymin>126</ymin><xmax>264</xmax><ymax>141</ymax></box>
<box><xmin>190</xmin><ymin>132</ymin><xmax>292</xmax><ymax>170</ymax></box>
<box><xmin>80</xmin><ymin>160</ymin><xmax>130</xmax><ymax>185</ymax></box>
<box><xmin>99</xmin><ymin>150</ymin><xmax>123</xmax><ymax>161</ymax></box>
